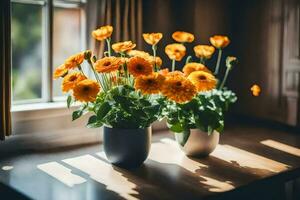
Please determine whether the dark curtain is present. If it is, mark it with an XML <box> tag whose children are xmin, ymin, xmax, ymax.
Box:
<box><xmin>0</xmin><ymin>0</ymin><xmax>12</xmax><ymax>140</ymax></box>
<box><xmin>87</xmin><ymin>0</ymin><xmax>143</xmax><ymax>57</ymax></box>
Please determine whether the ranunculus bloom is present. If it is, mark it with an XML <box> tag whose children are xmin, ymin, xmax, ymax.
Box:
<box><xmin>112</xmin><ymin>41</ymin><xmax>136</xmax><ymax>53</ymax></box>
<box><xmin>161</xmin><ymin>72</ymin><xmax>196</xmax><ymax>103</ymax></box>
<box><xmin>73</xmin><ymin>79</ymin><xmax>100</xmax><ymax>102</ymax></box>
<box><xmin>209</xmin><ymin>35</ymin><xmax>230</xmax><ymax>49</ymax></box>
<box><xmin>94</xmin><ymin>56</ymin><xmax>122</xmax><ymax>73</ymax></box>
<box><xmin>193</xmin><ymin>45</ymin><xmax>215</xmax><ymax>59</ymax></box>
<box><xmin>64</xmin><ymin>52</ymin><xmax>85</xmax><ymax>69</ymax></box>
<box><xmin>142</xmin><ymin>33</ymin><xmax>163</xmax><ymax>45</ymax></box>
<box><xmin>188</xmin><ymin>71</ymin><xmax>217</xmax><ymax>92</ymax></box>
<box><xmin>127</xmin><ymin>56</ymin><xmax>153</xmax><ymax>77</ymax></box>
<box><xmin>53</xmin><ymin>64</ymin><xmax>68</xmax><ymax>79</ymax></box>
<box><xmin>92</xmin><ymin>25</ymin><xmax>113</xmax><ymax>41</ymax></box>
<box><xmin>165</xmin><ymin>43</ymin><xmax>186</xmax><ymax>61</ymax></box>
<box><xmin>134</xmin><ymin>73</ymin><xmax>165</xmax><ymax>95</ymax></box>
<box><xmin>62</xmin><ymin>72</ymin><xmax>86</xmax><ymax>92</ymax></box>
<box><xmin>172</xmin><ymin>31</ymin><xmax>194</xmax><ymax>43</ymax></box>
<box><xmin>183</xmin><ymin>62</ymin><xmax>211</xmax><ymax>76</ymax></box>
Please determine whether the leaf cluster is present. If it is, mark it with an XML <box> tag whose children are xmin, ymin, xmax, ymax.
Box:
<box><xmin>72</xmin><ymin>85</ymin><xmax>164</xmax><ymax>129</ymax></box>
<box><xmin>164</xmin><ymin>89</ymin><xmax>237</xmax><ymax>135</ymax></box>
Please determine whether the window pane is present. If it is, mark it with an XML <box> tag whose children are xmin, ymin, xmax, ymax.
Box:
<box><xmin>53</xmin><ymin>7</ymin><xmax>83</xmax><ymax>98</ymax></box>
<box><xmin>11</xmin><ymin>3</ymin><xmax>43</xmax><ymax>102</ymax></box>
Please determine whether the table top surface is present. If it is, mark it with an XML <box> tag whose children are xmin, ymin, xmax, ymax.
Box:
<box><xmin>0</xmin><ymin>122</ymin><xmax>300</xmax><ymax>200</ymax></box>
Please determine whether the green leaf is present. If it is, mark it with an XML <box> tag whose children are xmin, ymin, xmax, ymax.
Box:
<box><xmin>72</xmin><ymin>110</ymin><xmax>83</xmax><ymax>121</ymax></box>
<box><xmin>87</xmin><ymin>115</ymin><xmax>103</xmax><ymax>128</ymax></box>
<box><xmin>97</xmin><ymin>102</ymin><xmax>111</xmax><ymax>121</ymax></box>
<box><xmin>175</xmin><ymin>130</ymin><xmax>190</xmax><ymax>146</ymax></box>
<box><xmin>87</xmin><ymin>115</ymin><xmax>102</xmax><ymax>128</ymax></box>
<box><xmin>67</xmin><ymin>95</ymin><xmax>73</xmax><ymax>108</ymax></box>
<box><xmin>87</xmin><ymin>115</ymin><xmax>97</xmax><ymax>125</ymax></box>
<box><xmin>168</xmin><ymin>122</ymin><xmax>184</xmax><ymax>133</ymax></box>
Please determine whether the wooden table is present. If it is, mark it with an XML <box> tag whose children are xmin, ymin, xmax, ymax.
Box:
<box><xmin>0</xmin><ymin>122</ymin><xmax>300</xmax><ymax>200</ymax></box>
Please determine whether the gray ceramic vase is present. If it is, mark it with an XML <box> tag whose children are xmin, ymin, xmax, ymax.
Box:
<box><xmin>175</xmin><ymin>129</ymin><xmax>219</xmax><ymax>157</ymax></box>
<box><xmin>103</xmin><ymin>126</ymin><xmax>151</xmax><ymax>168</ymax></box>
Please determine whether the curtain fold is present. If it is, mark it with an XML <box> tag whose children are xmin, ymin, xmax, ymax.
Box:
<box><xmin>0</xmin><ymin>0</ymin><xmax>12</xmax><ymax>141</ymax></box>
<box><xmin>87</xmin><ymin>0</ymin><xmax>143</xmax><ymax>58</ymax></box>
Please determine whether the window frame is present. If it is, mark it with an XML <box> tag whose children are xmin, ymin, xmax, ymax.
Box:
<box><xmin>11</xmin><ymin>0</ymin><xmax>87</xmax><ymax>105</ymax></box>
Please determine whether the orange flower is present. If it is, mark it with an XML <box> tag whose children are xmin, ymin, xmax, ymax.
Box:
<box><xmin>53</xmin><ymin>64</ymin><xmax>68</xmax><ymax>79</ymax></box>
<box><xmin>148</xmin><ymin>56</ymin><xmax>163</xmax><ymax>68</ymax></box>
<box><xmin>92</xmin><ymin>25</ymin><xmax>113</xmax><ymax>41</ymax></box>
<box><xmin>62</xmin><ymin>72</ymin><xmax>86</xmax><ymax>92</ymax></box>
<box><xmin>162</xmin><ymin>74</ymin><xmax>196</xmax><ymax>103</ymax></box>
<box><xmin>64</xmin><ymin>52</ymin><xmax>85</xmax><ymax>69</ymax></box>
<box><xmin>166</xmin><ymin>70</ymin><xmax>185</xmax><ymax>78</ymax></box>
<box><xmin>94</xmin><ymin>57</ymin><xmax>122</xmax><ymax>73</ymax></box>
<box><xmin>188</xmin><ymin>71</ymin><xmax>217</xmax><ymax>92</ymax></box>
<box><xmin>172</xmin><ymin>31</ymin><xmax>194</xmax><ymax>43</ymax></box>
<box><xmin>193</xmin><ymin>45</ymin><xmax>215</xmax><ymax>59</ymax></box>
<box><xmin>183</xmin><ymin>62</ymin><xmax>211</xmax><ymax>76</ymax></box>
<box><xmin>112</xmin><ymin>41</ymin><xmax>136</xmax><ymax>53</ymax></box>
<box><xmin>159</xmin><ymin>68</ymin><xmax>169</xmax><ymax>76</ymax></box>
<box><xmin>127</xmin><ymin>57</ymin><xmax>153</xmax><ymax>77</ymax></box>
<box><xmin>251</xmin><ymin>84</ymin><xmax>261</xmax><ymax>96</ymax></box>
<box><xmin>134</xmin><ymin>73</ymin><xmax>165</xmax><ymax>94</ymax></box>
<box><xmin>210</xmin><ymin>35</ymin><xmax>230</xmax><ymax>49</ymax></box>
<box><xmin>142</xmin><ymin>33</ymin><xmax>163</xmax><ymax>45</ymax></box>
<box><xmin>127</xmin><ymin>50</ymin><xmax>162</xmax><ymax>68</ymax></box>
<box><xmin>165</xmin><ymin>43</ymin><xmax>186</xmax><ymax>61</ymax></box>
<box><xmin>73</xmin><ymin>79</ymin><xmax>100</xmax><ymax>102</ymax></box>
<box><xmin>127</xmin><ymin>50</ymin><xmax>150</xmax><ymax>58</ymax></box>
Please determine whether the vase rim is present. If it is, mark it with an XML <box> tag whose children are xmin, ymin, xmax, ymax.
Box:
<box><xmin>189</xmin><ymin>129</ymin><xmax>220</xmax><ymax>134</ymax></box>
<box><xmin>104</xmin><ymin>125</ymin><xmax>151</xmax><ymax>131</ymax></box>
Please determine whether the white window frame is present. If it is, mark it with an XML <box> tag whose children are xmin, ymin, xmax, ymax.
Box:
<box><xmin>11</xmin><ymin>0</ymin><xmax>87</xmax><ymax>105</ymax></box>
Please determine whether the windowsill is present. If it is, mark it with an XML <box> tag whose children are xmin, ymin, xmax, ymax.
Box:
<box><xmin>12</xmin><ymin>101</ymin><xmax>64</xmax><ymax>112</ymax></box>
<box><xmin>11</xmin><ymin>101</ymin><xmax>78</xmax><ymax>112</ymax></box>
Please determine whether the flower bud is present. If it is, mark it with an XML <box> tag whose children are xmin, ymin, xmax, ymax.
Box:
<box><xmin>226</xmin><ymin>56</ymin><xmax>238</xmax><ymax>70</ymax></box>
<box><xmin>84</xmin><ymin>50</ymin><xmax>92</xmax><ymax>60</ymax></box>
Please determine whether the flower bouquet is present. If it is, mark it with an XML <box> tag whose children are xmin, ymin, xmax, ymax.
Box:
<box><xmin>54</xmin><ymin>25</ymin><xmax>238</xmax><ymax>166</ymax></box>
<box><xmin>161</xmin><ymin>32</ymin><xmax>238</xmax><ymax>156</ymax></box>
<box><xmin>53</xmin><ymin>26</ymin><xmax>165</xmax><ymax>168</ymax></box>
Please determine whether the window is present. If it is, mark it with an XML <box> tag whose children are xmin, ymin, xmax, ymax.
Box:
<box><xmin>11</xmin><ymin>0</ymin><xmax>86</xmax><ymax>104</ymax></box>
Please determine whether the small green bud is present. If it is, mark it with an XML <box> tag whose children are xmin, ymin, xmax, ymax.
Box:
<box><xmin>226</xmin><ymin>56</ymin><xmax>238</xmax><ymax>70</ymax></box>
<box><xmin>84</xmin><ymin>50</ymin><xmax>92</xmax><ymax>60</ymax></box>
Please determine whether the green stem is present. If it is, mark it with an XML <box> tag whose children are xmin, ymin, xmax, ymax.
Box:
<box><xmin>152</xmin><ymin>45</ymin><xmax>158</xmax><ymax>71</ymax></box>
<box><xmin>77</xmin><ymin>65</ymin><xmax>85</xmax><ymax>76</ymax></box>
<box><xmin>106</xmin><ymin>38</ymin><xmax>112</xmax><ymax>57</ymax></box>
<box><xmin>171</xmin><ymin>59</ymin><xmax>176</xmax><ymax>72</ymax></box>
<box><xmin>185</xmin><ymin>56</ymin><xmax>192</xmax><ymax>64</ymax></box>
<box><xmin>87</xmin><ymin>61</ymin><xmax>102</xmax><ymax>88</ymax></box>
<box><xmin>214</xmin><ymin>49</ymin><xmax>222</xmax><ymax>75</ymax></box>
<box><xmin>199</xmin><ymin>58</ymin><xmax>205</xmax><ymax>65</ymax></box>
<box><xmin>219</xmin><ymin>67</ymin><xmax>230</xmax><ymax>89</ymax></box>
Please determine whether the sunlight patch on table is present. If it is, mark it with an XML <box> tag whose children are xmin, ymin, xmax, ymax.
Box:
<box><xmin>37</xmin><ymin>162</ymin><xmax>86</xmax><ymax>187</ymax></box>
<box><xmin>149</xmin><ymin>138</ymin><xmax>234</xmax><ymax>192</ymax></box>
<box><xmin>149</xmin><ymin>138</ymin><xmax>207</xmax><ymax>172</ymax></box>
<box><xmin>261</xmin><ymin>139</ymin><xmax>300</xmax><ymax>157</ymax></box>
<box><xmin>63</xmin><ymin>155</ymin><xmax>139</xmax><ymax>200</ymax></box>
<box><xmin>211</xmin><ymin>145</ymin><xmax>290</xmax><ymax>173</ymax></box>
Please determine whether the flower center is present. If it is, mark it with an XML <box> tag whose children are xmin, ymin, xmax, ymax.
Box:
<box><xmin>103</xmin><ymin>61</ymin><xmax>111</xmax><ymax>66</ymax></box>
<box><xmin>136</xmin><ymin>64</ymin><xmax>144</xmax><ymax>71</ymax></box>
<box><xmin>175</xmin><ymin>81</ymin><xmax>182</xmax><ymax>87</ymax></box>
<box><xmin>69</xmin><ymin>76</ymin><xmax>77</xmax><ymax>81</ymax></box>
<box><xmin>147</xmin><ymin>79</ymin><xmax>154</xmax><ymax>85</ymax></box>
<box><xmin>83</xmin><ymin>86</ymin><xmax>90</xmax><ymax>92</ymax></box>
<box><xmin>198</xmin><ymin>75</ymin><xmax>207</xmax><ymax>80</ymax></box>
